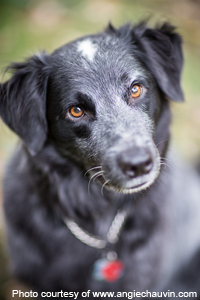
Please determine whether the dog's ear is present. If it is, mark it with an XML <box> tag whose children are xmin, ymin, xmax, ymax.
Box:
<box><xmin>0</xmin><ymin>53</ymin><xmax>50</xmax><ymax>155</ymax></box>
<box><xmin>132</xmin><ymin>22</ymin><xmax>184</xmax><ymax>102</ymax></box>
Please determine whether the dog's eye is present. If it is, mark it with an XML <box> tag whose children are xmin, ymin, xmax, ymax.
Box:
<box><xmin>131</xmin><ymin>85</ymin><xmax>142</xmax><ymax>98</ymax></box>
<box><xmin>69</xmin><ymin>106</ymin><xmax>84</xmax><ymax>118</ymax></box>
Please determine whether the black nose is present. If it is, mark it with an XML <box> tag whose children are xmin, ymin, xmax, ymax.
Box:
<box><xmin>118</xmin><ymin>148</ymin><xmax>153</xmax><ymax>179</ymax></box>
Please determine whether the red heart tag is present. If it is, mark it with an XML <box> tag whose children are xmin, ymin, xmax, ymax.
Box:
<box><xmin>92</xmin><ymin>258</ymin><xmax>124</xmax><ymax>282</ymax></box>
<box><xmin>102</xmin><ymin>260</ymin><xmax>124</xmax><ymax>282</ymax></box>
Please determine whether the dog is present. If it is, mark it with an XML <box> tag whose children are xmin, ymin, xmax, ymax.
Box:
<box><xmin>1</xmin><ymin>21</ymin><xmax>200</xmax><ymax>299</ymax></box>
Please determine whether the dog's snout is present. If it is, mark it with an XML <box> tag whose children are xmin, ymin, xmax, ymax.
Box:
<box><xmin>118</xmin><ymin>148</ymin><xmax>153</xmax><ymax>179</ymax></box>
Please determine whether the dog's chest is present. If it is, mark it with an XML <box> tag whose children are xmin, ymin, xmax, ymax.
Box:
<box><xmin>59</xmin><ymin>210</ymin><xmax>162</xmax><ymax>292</ymax></box>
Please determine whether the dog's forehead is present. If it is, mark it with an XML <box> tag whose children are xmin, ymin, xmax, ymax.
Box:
<box><xmin>74</xmin><ymin>35</ymin><xmax>125</xmax><ymax>62</ymax></box>
<box><xmin>76</xmin><ymin>39</ymin><xmax>98</xmax><ymax>62</ymax></box>
<box><xmin>52</xmin><ymin>34</ymin><xmax>148</xmax><ymax>102</ymax></box>
<box><xmin>55</xmin><ymin>34</ymin><xmax>138</xmax><ymax>71</ymax></box>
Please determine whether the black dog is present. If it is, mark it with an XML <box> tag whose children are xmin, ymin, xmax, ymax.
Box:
<box><xmin>1</xmin><ymin>22</ymin><xmax>200</xmax><ymax>299</ymax></box>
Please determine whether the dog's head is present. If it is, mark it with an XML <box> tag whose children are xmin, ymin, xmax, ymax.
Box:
<box><xmin>0</xmin><ymin>22</ymin><xmax>183</xmax><ymax>194</ymax></box>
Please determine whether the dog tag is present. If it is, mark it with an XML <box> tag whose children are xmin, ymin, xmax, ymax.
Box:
<box><xmin>92</xmin><ymin>252</ymin><xmax>124</xmax><ymax>282</ymax></box>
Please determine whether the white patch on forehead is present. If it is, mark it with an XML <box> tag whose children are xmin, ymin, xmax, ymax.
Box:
<box><xmin>77</xmin><ymin>39</ymin><xmax>97</xmax><ymax>62</ymax></box>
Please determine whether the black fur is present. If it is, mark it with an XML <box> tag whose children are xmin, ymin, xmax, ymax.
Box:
<box><xmin>1</xmin><ymin>22</ymin><xmax>200</xmax><ymax>299</ymax></box>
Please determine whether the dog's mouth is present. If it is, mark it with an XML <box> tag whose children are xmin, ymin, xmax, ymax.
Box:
<box><xmin>124</xmin><ymin>181</ymin><xmax>148</xmax><ymax>191</ymax></box>
<box><xmin>117</xmin><ymin>179</ymin><xmax>156</xmax><ymax>194</ymax></box>
<box><xmin>103</xmin><ymin>174</ymin><xmax>158</xmax><ymax>194</ymax></box>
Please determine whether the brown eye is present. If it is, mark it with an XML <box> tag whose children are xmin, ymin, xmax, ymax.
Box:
<box><xmin>131</xmin><ymin>85</ymin><xmax>142</xmax><ymax>98</ymax></box>
<box><xmin>69</xmin><ymin>106</ymin><xmax>84</xmax><ymax>118</ymax></box>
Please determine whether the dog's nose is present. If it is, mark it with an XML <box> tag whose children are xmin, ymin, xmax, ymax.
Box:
<box><xmin>118</xmin><ymin>148</ymin><xmax>153</xmax><ymax>179</ymax></box>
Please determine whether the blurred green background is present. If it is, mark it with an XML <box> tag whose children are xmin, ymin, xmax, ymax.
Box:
<box><xmin>0</xmin><ymin>0</ymin><xmax>200</xmax><ymax>299</ymax></box>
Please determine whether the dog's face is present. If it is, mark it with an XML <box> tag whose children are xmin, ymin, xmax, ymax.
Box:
<box><xmin>47</xmin><ymin>34</ymin><xmax>161</xmax><ymax>193</ymax></box>
<box><xmin>0</xmin><ymin>23</ymin><xmax>184</xmax><ymax>194</ymax></box>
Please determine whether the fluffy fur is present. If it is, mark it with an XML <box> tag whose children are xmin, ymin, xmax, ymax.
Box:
<box><xmin>1</xmin><ymin>22</ymin><xmax>200</xmax><ymax>299</ymax></box>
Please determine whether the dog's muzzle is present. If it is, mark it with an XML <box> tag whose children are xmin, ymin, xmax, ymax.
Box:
<box><xmin>101</xmin><ymin>138</ymin><xmax>160</xmax><ymax>194</ymax></box>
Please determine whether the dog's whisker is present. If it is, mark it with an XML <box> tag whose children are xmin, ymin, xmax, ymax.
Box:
<box><xmin>160</xmin><ymin>156</ymin><xmax>172</xmax><ymax>163</ymax></box>
<box><xmin>160</xmin><ymin>162</ymin><xmax>169</xmax><ymax>168</ymax></box>
<box><xmin>101</xmin><ymin>179</ymin><xmax>110</xmax><ymax>197</ymax></box>
<box><xmin>160</xmin><ymin>157</ymin><xmax>172</xmax><ymax>166</ymax></box>
<box><xmin>90</xmin><ymin>170</ymin><xmax>104</xmax><ymax>181</ymax></box>
<box><xmin>156</xmin><ymin>139</ymin><xmax>170</xmax><ymax>147</ymax></box>
<box><xmin>87</xmin><ymin>170</ymin><xmax>104</xmax><ymax>195</ymax></box>
<box><xmin>93</xmin><ymin>171</ymin><xmax>105</xmax><ymax>183</ymax></box>
<box><xmin>160</xmin><ymin>161</ymin><xmax>172</xmax><ymax>171</ymax></box>
<box><xmin>84</xmin><ymin>166</ymin><xmax>102</xmax><ymax>177</ymax></box>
